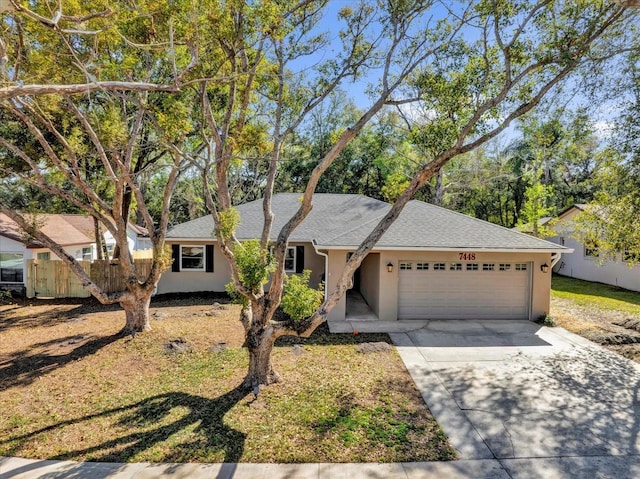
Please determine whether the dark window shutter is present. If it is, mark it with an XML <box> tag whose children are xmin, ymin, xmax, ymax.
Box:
<box><xmin>295</xmin><ymin>245</ymin><xmax>304</xmax><ymax>273</ymax></box>
<box><xmin>171</xmin><ymin>244</ymin><xmax>180</xmax><ymax>272</ymax></box>
<box><xmin>206</xmin><ymin>244</ymin><xmax>214</xmax><ymax>273</ymax></box>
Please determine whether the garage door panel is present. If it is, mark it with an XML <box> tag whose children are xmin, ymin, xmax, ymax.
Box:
<box><xmin>398</xmin><ymin>263</ymin><xmax>530</xmax><ymax>320</ymax></box>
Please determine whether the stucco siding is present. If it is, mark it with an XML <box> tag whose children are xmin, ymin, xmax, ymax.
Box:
<box><xmin>358</xmin><ymin>253</ymin><xmax>380</xmax><ymax>316</ymax></box>
<box><xmin>388</xmin><ymin>251</ymin><xmax>552</xmax><ymax>320</ymax></box>
<box><xmin>329</xmin><ymin>249</ymin><xmax>553</xmax><ymax>321</ymax></box>
<box><xmin>157</xmin><ymin>241</ymin><xmax>325</xmax><ymax>295</ymax></box>
<box><xmin>301</xmin><ymin>243</ymin><xmax>325</xmax><ymax>289</ymax></box>
<box><xmin>326</xmin><ymin>250</ymin><xmax>349</xmax><ymax>321</ymax></box>
<box><xmin>157</xmin><ymin>242</ymin><xmax>231</xmax><ymax>294</ymax></box>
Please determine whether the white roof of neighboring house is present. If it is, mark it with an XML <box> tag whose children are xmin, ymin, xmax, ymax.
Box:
<box><xmin>167</xmin><ymin>194</ymin><xmax>567</xmax><ymax>253</ymax></box>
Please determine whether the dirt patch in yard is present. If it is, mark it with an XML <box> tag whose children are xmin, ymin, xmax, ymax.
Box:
<box><xmin>551</xmin><ymin>295</ymin><xmax>640</xmax><ymax>360</ymax></box>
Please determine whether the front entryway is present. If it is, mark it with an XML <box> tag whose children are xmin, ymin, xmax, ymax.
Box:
<box><xmin>397</xmin><ymin>260</ymin><xmax>531</xmax><ymax>320</ymax></box>
<box><xmin>345</xmin><ymin>290</ymin><xmax>378</xmax><ymax>321</ymax></box>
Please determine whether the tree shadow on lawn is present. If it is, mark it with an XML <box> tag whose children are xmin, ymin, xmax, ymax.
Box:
<box><xmin>0</xmin><ymin>299</ymin><xmax>122</xmax><ymax>333</ymax></box>
<box><xmin>0</xmin><ymin>293</ymin><xmax>230</xmax><ymax>334</ymax></box>
<box><xmin>0</xmin><ymin>332</ymin><xmax>123</xmax><ymax>389</ymax></box>
<box><xmin>2</xmin><ymin>387</ymin><xmax>248</xmax><ymax>466</ymax></box>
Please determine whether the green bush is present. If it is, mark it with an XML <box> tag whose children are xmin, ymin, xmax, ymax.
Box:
<box><xmin>225</xmin><ymin>239</ymin><xmax>275</xmax><ymax>305</ymax></box>
<box><xmin>0</xmin><ymin>290</ymin><xmax>12</xmax><ymax>304</ymax></box>
<box><xmin>537</xmin><ymin>314</ymin><xmax>557</xmax><ymax>327</ymax></box>
<box><xmin>281</xmin><ymin>270</ymin><xmax>324</xmax><ymax>322</ymax></box>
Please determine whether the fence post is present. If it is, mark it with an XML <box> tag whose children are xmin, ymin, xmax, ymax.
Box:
<box><xmin>26</xmin><ymin>259</ymin><xmax>36</xmax><ymax>298</ymax></box>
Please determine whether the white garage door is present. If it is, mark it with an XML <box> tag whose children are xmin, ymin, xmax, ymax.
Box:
<box><xmin>398</xmin><ymin>261</ymin><xmax>531</xmax><ymax>320</ymax></box>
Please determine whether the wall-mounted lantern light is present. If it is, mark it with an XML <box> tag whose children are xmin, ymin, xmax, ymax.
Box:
<box><xmin>387</xmin><ymin>262</ymin><xmax>394</xmax><ymax>273</ymax></box>
<box><xmin>540</xmin><ymin>263</ymin><xmax>549</xmax><ymax>273</ymax></box>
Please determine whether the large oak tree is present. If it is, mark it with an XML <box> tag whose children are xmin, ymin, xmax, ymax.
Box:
<box><xmin>0</xmin><ymin>0</ymin><xmax>195</xmax><ymax>331</ymax></box>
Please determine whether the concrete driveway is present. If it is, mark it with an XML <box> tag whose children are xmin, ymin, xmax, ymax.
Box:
<box><xmin>391</xmin><ymin>320</ymin><xmax>640</xmax><ymax>479</ymax></box>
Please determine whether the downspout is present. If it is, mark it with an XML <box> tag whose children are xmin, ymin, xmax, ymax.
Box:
<box><xmin>312</xmin><ymin>239</ymin><xmax>328</xmax><ymax>298</ymax></box>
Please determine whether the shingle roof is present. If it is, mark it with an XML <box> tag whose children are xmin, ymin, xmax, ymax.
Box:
<box><xmin>318</xmin><ymin>200</ymin><xmax>563</xmax><ymax>250</ymax></box>
<box><xmin>0</xmin><ymin>213</ymin><xmax>150</xmax><ymax>248</ymax></box>
<box><xmin>167</xmin><ymin>194</ymin><xmax>388</xmax><ymax>241</ymax></box>
<box><xmin>167</xmin><ymin>194</ymin><xmax>565</xmax><ymax>252</ymax></box>
<box><xmin>128</xmin><ymin>223</ymin><xmax>150</xmax><ymax>237</ymax></box>
<box><xmin>0</xmin><ymin>213</ymin><xmax>95</xmax><ymax>247</ymax></box>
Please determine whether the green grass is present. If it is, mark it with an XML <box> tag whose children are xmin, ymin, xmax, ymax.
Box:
<box><xmin>551</xmin><ymin>275</ymin><xmax>640</xmax><ymax>314</ymax></box>
<box><xmin>0</xmin><ymin>299</ymin><xmax>455</xmax><ymax>464</ymax></box>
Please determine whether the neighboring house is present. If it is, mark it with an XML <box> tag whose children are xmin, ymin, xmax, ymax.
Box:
<box><xmin>103</xmin><ymin>222</ymin><xmax>152</xmax><ymax>258</ymax></box>
<box><xmin>160</xmin><ymin>193</ymin><xmax>569</xmax><ymax>323</ymax></box>
<box><xmin>0</xmin><ymin>213</ymin><xmax>150</xmax><ymax>294</ymax></box>
<box><xmin>548</xmin><ymin>204</ymin><xmax>640</xmax><ymax>292</ymax></box>
<box><xmin>513</xmin><ymin>217</ymin><xmax>554</xmax><ymax>235</ymax></box>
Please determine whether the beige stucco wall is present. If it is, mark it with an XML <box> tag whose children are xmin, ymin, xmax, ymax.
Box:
<box><xmin>358</xmin><ymin>253</ymin><xmax>380</xmax><ymax>316</ymax></box>
<box><xmin>326</xmin><ymin>249</ymin><xmax>554</xmax><ymax>321</ymax></box>
<box><xmin>158</xmin><ymin>241</ymin><xmax>325</xmax><ymax>295</ymax></box>
<box><xmin>326</xmin><ymin>249</ymin><xmax>349</xmax><ymax>321</ymax></box>
<box><xmin>301</xmin><ymin>243</ymin><xmax>326</xmax><ymax>289</ymax></box>
<box><xmin>157</xmin><ymin>242</ymin><xmax>231</xmax><ymax>294</ymax></box>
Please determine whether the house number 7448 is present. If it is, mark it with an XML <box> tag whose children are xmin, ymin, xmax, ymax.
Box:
<box><xmin>459</xmin><ymin>252</ymin><xmax>476</xmax><ymax>261</ymax></box>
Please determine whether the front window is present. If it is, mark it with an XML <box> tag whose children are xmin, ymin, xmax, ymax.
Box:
<box><xmin>0</xmin><ymin>253</ymin><xmax>23</xmax><ymax>282</ymax></box>
<box><xmin>584</xmin><ymin>244</ymin><xmax>599</xmax><ymax>258</ymax></box>
<box><xmin>37</xmin><ymin>252</ymin><xmax>50</xmax><ymax>260</ymax></box>
<box><xmin>285</xmin><ymin>247</ymin><xmax>296</xmax><ymax>272</ymax></box>
<box><xmin>181</xmin><ymin>245</ymin><xmax>205</xmax><ymax>271</ymax></box>
<box><xmin>82</xmin><ymin>247</ymin><xmax>92</xmax><ymax>261</ymax></box>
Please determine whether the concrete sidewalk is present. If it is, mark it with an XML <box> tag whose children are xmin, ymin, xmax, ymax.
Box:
<box><xmin>5</xmin><ymin>455</ymin><xmax>640</xmax><ymax>479</ymax></box>
<box><xmin>1</xmin><ymin>456</ymin><xmax>512</xmax><ymax>478</ymax></box>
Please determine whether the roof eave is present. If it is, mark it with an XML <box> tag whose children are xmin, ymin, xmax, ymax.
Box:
<box><xmin>314</xmin><ymin>245</ymin><xmax>573</xmax><ymax>253</ymax></box>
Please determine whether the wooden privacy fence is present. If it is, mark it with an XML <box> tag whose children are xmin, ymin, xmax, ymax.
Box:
<box><xmin>26</xmin><ymin>258</ymin><xmax>154</xmax><ymax>299</ymax></box>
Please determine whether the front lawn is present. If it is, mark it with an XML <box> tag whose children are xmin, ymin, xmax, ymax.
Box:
<box><xmin>0</xmin><ymin>296</ymin><xmax>454</xmax><ymax>463</ymax></box>
<box><xmin>551</xmin><ymin>275</ymin><xmax>640</xmax><ymax>315</ymax></box>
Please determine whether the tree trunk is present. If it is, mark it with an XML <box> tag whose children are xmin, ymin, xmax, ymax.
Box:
<box><xmin>434</xmin><ymin>169</ymin><xmax>445</xmax><ymax>206</ymax></box>
<box><xmin>243</xmin><ymin>325</ymin><xmax>281</xmax><ymax>388</ymax></box>
<box><xmin>120</xmin><ymin>289</ymin><xmax>152</xmax><ymax>333</ymax></box>
<box><xmin>244</xmin><ymin>337</ymin><xmax>281</xmax><ymax>388</ymax></box>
